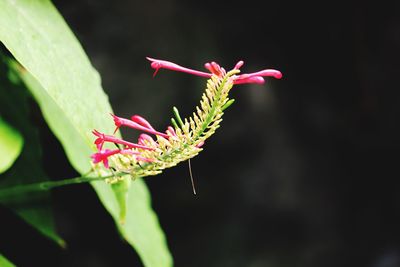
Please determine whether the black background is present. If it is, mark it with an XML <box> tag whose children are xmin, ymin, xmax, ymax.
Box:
<box><xmin>2</xmin><ymin>0</ymin><xmax>400</xmax><ymax>266</ymax></box>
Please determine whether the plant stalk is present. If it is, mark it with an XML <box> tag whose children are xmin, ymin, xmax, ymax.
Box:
<box><xmin>0</xmin><ymin>172</ymin><xmax>124</xmax><ymax>198</ymax></box>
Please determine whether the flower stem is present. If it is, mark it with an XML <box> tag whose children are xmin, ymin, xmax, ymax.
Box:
<box><xmin>0</xmin><ymin>172</ymin><xmax>125</xmax><ymax>199</ymax></box>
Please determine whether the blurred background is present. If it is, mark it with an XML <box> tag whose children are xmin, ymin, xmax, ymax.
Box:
<box><xmin>2</xmin><ymin>0</ymin><xmax>400</xmax><ymax>266</ymax></box>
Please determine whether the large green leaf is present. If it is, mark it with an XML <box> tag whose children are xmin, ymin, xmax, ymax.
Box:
<box><xmin>0</xmin><ymin>1</ymin><xmax>172</xmax><ymax>266</ymax></box>
<box><xmin>0</xmin><ymin>117</ymin><xmax>23</xmax><ymax>174</ymax></box>
<box><xmin>0</xmin><ymin>254</ymin><xmax>15</xmax><ymax>267</ymax></box>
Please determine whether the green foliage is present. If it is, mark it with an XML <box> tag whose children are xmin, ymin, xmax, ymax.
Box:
<box><xmin>0</xmin><ymin>59</ymin><xmax>64</xmax><ymax>246</ymax></box>
<box><xmin>0</xmin><ymin>0</ymin><xmax>172</xmax><ymax>266</ymax></box>
<box><xmin>0</xmin><ymin>254</ymin><xmax>15</xmax><ymax>267</ymax></box>
<box><xmin>0</xmin><ymin>118</ymin><xmax>23</xmax><ymax>174</ymax></box>
<box><xmin>0</xmin><ymin>0</ymin><xmax>112</xmax><ymax>172</ymax></box>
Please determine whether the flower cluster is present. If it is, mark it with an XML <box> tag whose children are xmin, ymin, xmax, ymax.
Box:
<box><xmin>91</xmin><ymin>57</ymin><xmax>282</xmax><ymax>182</ymax></box>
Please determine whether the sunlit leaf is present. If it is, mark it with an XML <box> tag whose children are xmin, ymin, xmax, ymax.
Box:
<box><xmin>0</xmin><ymin>1</ymin><xmax>172</xmax><ymax>265</ymax></box>
<box><xmin>0</xmin><ymin>254</ymin><xmax>15</xmax><ymax>267</ymax></box>
<box><xmin>0</xmin><ymin>117</ymin><xmax>23</xmax><ymax>174</ymax></box>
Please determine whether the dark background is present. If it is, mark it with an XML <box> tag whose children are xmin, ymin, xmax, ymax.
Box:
<box><xmin>2</xmin><ymin>0</ymin><xmax>400</xmax><ymax>266</ymax></box>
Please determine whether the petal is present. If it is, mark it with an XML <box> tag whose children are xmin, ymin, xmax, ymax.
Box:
<box><xmin>234</xmin><ymin>76</ymin><xmax>265</xmax><ymax>85</ymax></box>
<box><xmin>147</xmin><ymin>57</ymin><xmax>212</xmax><ymax>78</ymax></box>
<box><xmin>131</xmin><ymin>115</ymin><xmax>155</xmax><ymax>130</ymax></box>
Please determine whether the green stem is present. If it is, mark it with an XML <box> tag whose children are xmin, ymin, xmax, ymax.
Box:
<box><xmin>0</xmin><ymin>171</ymin><xmax>125</xmax><ymax>198</ymax></box>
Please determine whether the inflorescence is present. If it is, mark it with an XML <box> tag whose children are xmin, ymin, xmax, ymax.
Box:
<box><xmin>91</xmin><ymin>57</ymin><xmax>282</xmax><ymax>183</ymax></box>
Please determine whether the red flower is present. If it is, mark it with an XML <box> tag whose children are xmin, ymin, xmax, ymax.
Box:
<box><xmin>111</xmin><ymin>114</ymin><xmax>169</xmax><ymax>138</ymax></box>
<box><xmin>91</xmin><ymin>148</ymin><xmax>148</xmax><ymax>168</ymax></box>
<box><xmin>147</xmin><ymin>57</ymin><xmax>212</xmax><ymax>78</ymax></box>
<box><xmin>131</xmin><ymin>115</ymin><xmax>156</xmax><ymax>130</ymax></box>
<box><xmin>166</xmin><ymin>126</ymin><xmax>177</xmax><ymax>137</ymax></box>
<box><xmin>91</xmin><ymin>149</ymin><xmax>121</xmax><ymax>168</ymax></box>
<box><xmin>138</xmin><ymin>133</ymin><xmax>158</xmax><ymax>147</ymax></box>
<box><xmin>92</xmin><ymin>129</ymin><xmax>154</xmax><ymax>151</ymax></box>
<box><xmin>146</xmin><ymin>57</ymin><xmax>282</xmax><ymax>85</ymax></box>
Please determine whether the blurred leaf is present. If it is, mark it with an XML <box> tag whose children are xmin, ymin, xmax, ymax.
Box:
<box><xmin>0</xmin><ymin>117</ymin><xmax>23</xmax><ymax>174</ymax></box>
<box><xmin>111</xmin><ymin>176</ymin><xmax>132</xmax><ymax>224</ymax></box>
<box><xmin>0</xmin><ymin>1</ymin><xmax>172</xmax><ymax>266</ymax></box>
<box><xmin>0</xmin><ymin>254</ymin><xmax>15</xmax><ymax>267</ymax></box>
<box><xmin>98</xmin><ymin>178</ymin><xmax>173</xmax><ymax>267</ymax></box>
<box><xmin>0</xmin><ymin>58</ymin><xmax>64</xmax><ymax>246</ymax></box>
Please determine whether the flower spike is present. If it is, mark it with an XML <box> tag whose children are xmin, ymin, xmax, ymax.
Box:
<box><xmin>91</xmin><ymin>56</ymin><xmax>281</xmax><ymax>184</ymax></box>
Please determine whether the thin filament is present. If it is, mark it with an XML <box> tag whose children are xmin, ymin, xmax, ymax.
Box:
<box><xmin>188</xmin><ymin>159</ymin><xmax>197</xmax><ymax>195</ymax></box>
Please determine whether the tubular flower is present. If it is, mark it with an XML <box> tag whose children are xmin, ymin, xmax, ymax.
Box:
<box><xmin>91</xmin><ymin>149</ymin><xmax>120</xmax><ymax>169</ymax></box>
<box><xmin>91</xmin><ymin>149</ymin><xmax>139</xmax><ymax>169</ymax></box>
<box><xmin>138</xmin><ymin>134</ymin><xmax>159</xmax><ymax>147</ymax></box>
<box><xmin>146</xmin><ymin>57</ymin><xmax>282</xmax><ymax>84</ymax></box>
<box><xmin>92</xmin><ymin>129</ymin><xmax>154</xmax><ymax>151</ymax></box>
<box><xmin>131</xmin><ymin>115</ymin><xmax>156</xmax><ymax>131</ymax></box>
<box><xmin>111</xmin><ymin>114</ymin><xmax>169</xmax><ymax>138</ymax></box>
<box><xmin>91</xmin><ymin>57</ymin><xmax>281</xmax><ymax>183</ymax></box>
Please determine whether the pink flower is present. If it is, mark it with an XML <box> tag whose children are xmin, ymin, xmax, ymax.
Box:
<box><xmin>196</xmin><ymin>141</ymin><xmax>205</xmax><ymax>148</ymax></box>
<box><xmin>111</xmin><ymin>114</ymin><xmax>169</xmax><ymax>138</ymax></box>
<box><xmin>91</xmin><ymin>149</ymin><xmax>141</xmax><ymax>168</ymax></box>
<box><xmin>233</xmin><ymin>69</ymin><xmax>282</xmax><ymax>84</ymax></box>
<box><xmin>147</xmin><ymin>57</ymin><xmax>282</xmax><ymax>85</ymax></box>
<box><xmin>91</xmin><ymin>149</ymin><xmax>121</xmax><ymax>168</ymax></box>
<box><xmin>131</xmin><ymin>115</ymin><xmax>155</xmax><ymax>131</ymax></box>
<box><xmin>135</xmin><ymin>155</ymin><xmax>156</xmax><ymax>163</ymax></box>
<box><xmin>146</xmin><ymin>57</ymin><xmax>212</xmax><ymax>78</ymax></box>
<box><xmin>166</xmin><ymin>126</ymin><xmax>177</xmax><ymax>137</ymax></box>
<box><xmin>204</xmin><ymin>62</ymin><xmax>226</xmax><ymax>77</ymax></box>
<box><xmin>138</xmin><ymin>133</ymin><xmax>158</xmax><ymax>147</ymax></box>
<box><xmin>92</xmin><ymin>129</ymin><xmax>154</xmax><ymax>151</ymax></box>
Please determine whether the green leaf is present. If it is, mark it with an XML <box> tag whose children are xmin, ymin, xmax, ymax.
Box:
<box><xmin>0</xmin><ymin>1</ymin><xmax>110</xmax><ymax>172</ymax></box>
<box><xmin>0</xmin><ymin>117</ymin><xmax>23</xmax><ymax>174</ymax></box>
<box><xmin>0</xmin><ymin>1</ymin><xmax>172</xmax><ymax>266</ymax></box>
<box><xmin>0</xmin><ymin>254</ymin><xmax>16</xmax><ymax>267</ymax></box>
<box><xmin>0</xmin><ymin>59</ymin><xmax>64</xmax><ymax>246</ymax></box>
<box><xmin>111</xmin><ymin>177</ymin><xmax>132</xmax><ymax>224</ymax></box>
<box><xmin>95</xmin><ymin>179</ymin><xmax>172</xmax><ymax>267</ymax></box>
